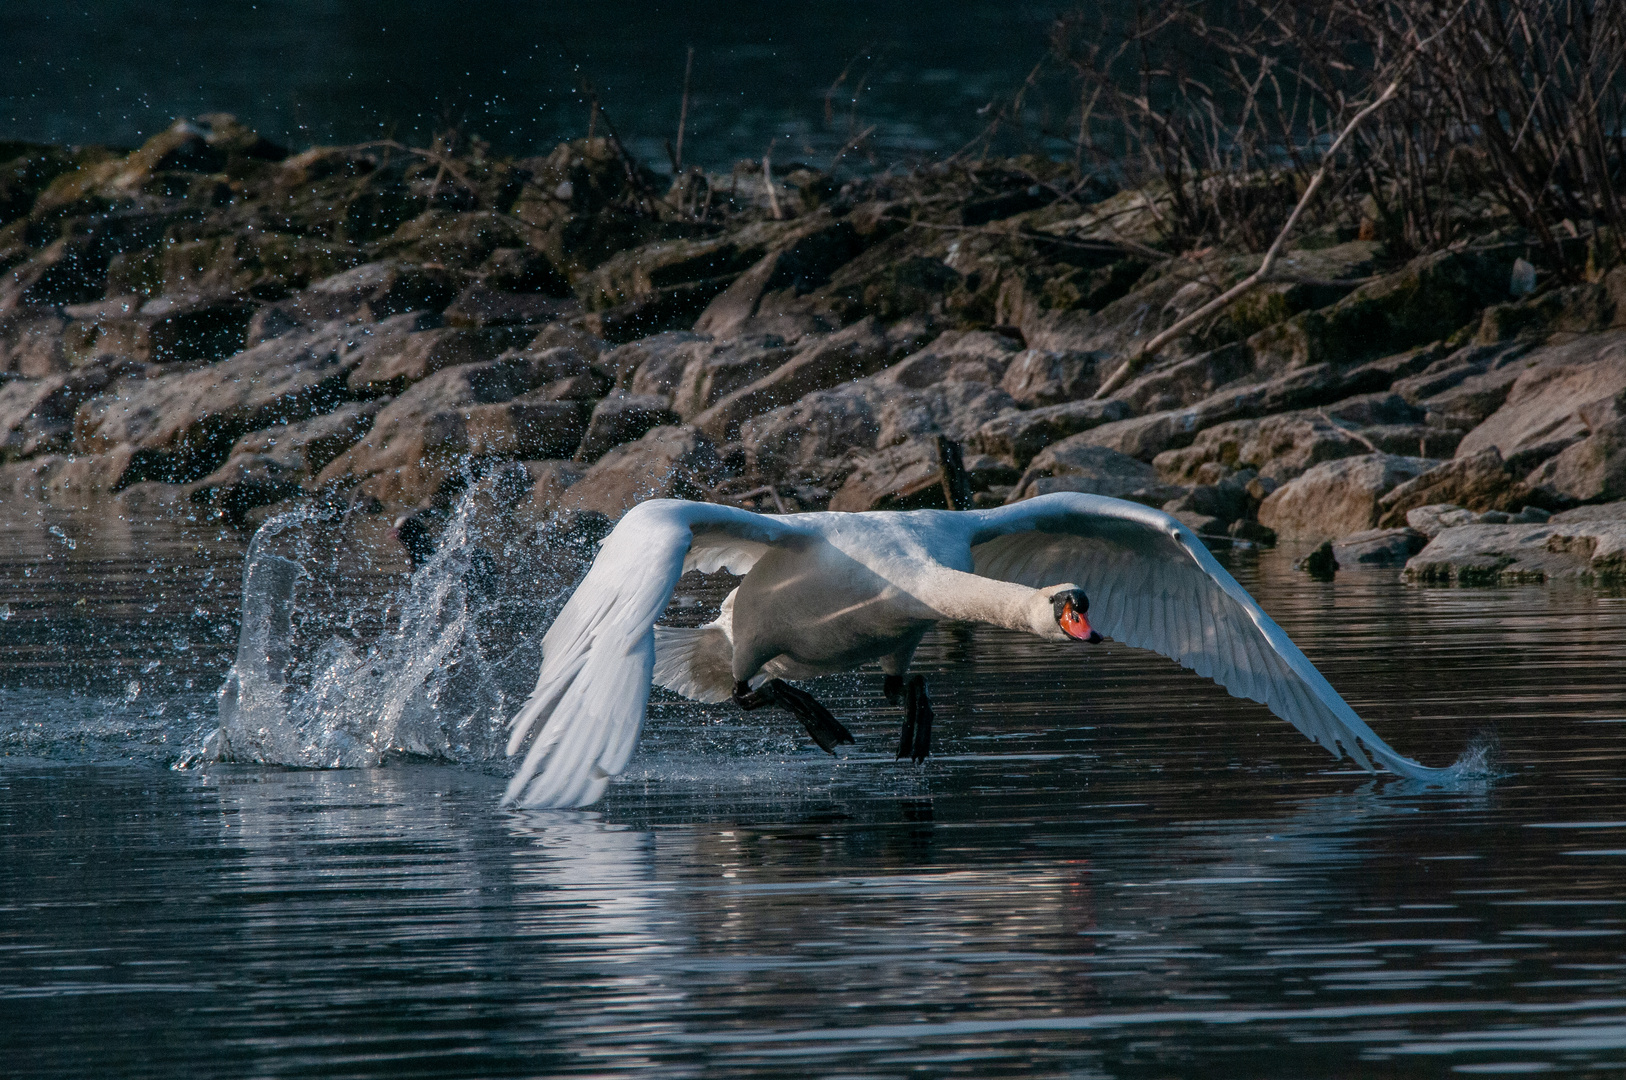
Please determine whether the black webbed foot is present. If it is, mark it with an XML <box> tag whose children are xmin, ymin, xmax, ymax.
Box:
<box><xmin>895</xmin><ymin>674</ymin><xmax>934</xmax><ymax>764</ymax></box>
<box><xmin>732</xmin><ymin>679</ymin><xmax>855</xmax><ymax>754</ymax></box>
<box><xmin>882</xmin><ymin>674</ymin><xmax>904</xmax><ymax>705</ymax></box>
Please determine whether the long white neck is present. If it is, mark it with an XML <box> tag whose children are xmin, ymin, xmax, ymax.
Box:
<box><xmin>917</xmin><ymin>569</ymin><xmax>1057</xmax><ymax>638</ymax></box>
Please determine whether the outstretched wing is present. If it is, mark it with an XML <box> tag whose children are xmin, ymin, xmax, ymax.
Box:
<box><xmin>966</xmin><ymin>492</ymin><xmax>1453</xmax><ymax>780</ymax></box>
<box><xmin>505</xmin><ymin>499</ymin><xmax>806</xmax><ymax>808</ymax></box>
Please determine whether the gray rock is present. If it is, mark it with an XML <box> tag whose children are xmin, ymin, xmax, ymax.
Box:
<box><xmin>694</xmin><ymin>315</ymin><xmax>935</xmax><ymax>441</ymax></box>
<box><xmin>314</xmin><ymin>349</ymin><xmax>587</xmax><ymax>508</ymax></box>
<box><xmin>1551</xmin><ymin>500</ymin><xmax>1626</xmax><ymax>523</ymax></box>
<box><xmin>0</xmin><ymin>355</ymin><xmax>154</xmax><ymax>460</ymax></box>
<box><xmin>1010</xmin><ymin>438</ymin><xmax>1185</xmax><ymax>505</ymax></box>
<box><xmin>1332</xmin><ymin>527</ymin><xmax>1428</xmax><ymax>567</ymax></box>
<box><xmin>668</xmin><ymin>338</ymin><xmax>797</xmax><ymax>421</ymax></box>
<box><xmin>345</xmin><ymin>321</ymin><xmax>536</xmax><ymax>395</ymax></box>
<box><xmin>188</xmin><ymin>399</ymin><xmax>384</xmax><ymax>524</ymax></box>
<box><xmin>0</xmin><ymin>305</ymin><xmax>73</xmax><ymax>377</ymax></box>
<box><xmin>829</xmin><ymin>438</ymin><xmax>959</xmax><ymax>513</ymax></box>
<box><xmin>1376</xmin><ymin>447</ymin><xmax>1535</xmax><ymax>528</ymax></box>
<box><xmin>1152</xmin><ymin>412</ymin><xmax>1369</xmax><ymax>484</ymax></box>
<box><xmin>1404</xmin><ymin>520</ymin><xmax>1626</xmax><ymax>584</ymax></box>
<box><xmin>875</xmin><ymin>330</ymin><xmax>1021</xmax><ymax>390</ymax></box>
<box><xmin>1258</xmin><ymin>453</ymin><xmax>1440</xmax><ymax>540</ymax></box>
<box><xmin>442</xmin><ymin>282</ymin><xmax>579</xmax><ymax>328</ymax></box>
<box><xmin>1524</xmin><ymin>416</ymin><xmax>1626</xmax><ymax>505</ymax></box>
<box><xmin>558</xmin><ymin>425</ymin><xmax>721</xmax><ymax>520</ymax></box>
<box><xmin>999</xmin><ymin>348</ymin><xmax>1104</xmax><ymax>406</ymax></box>
<box><xmin>574</xmin><ymin>393</ymin><xmax>680</xmax><ymax>463</ymax></box>
<box><xmin>970</xmin><ymin>398</ymin><xmax>1132</xmax><ymax>467</ymax></box>
<box><xmin>247</xmin><ymin>261</ymin><xmax>457</xmax><ymax>343</ymax></box>
<box><xmin>1455</xmin><ymin>331</ymin><xmax>1626</xmax><ymax>465</ymax></box>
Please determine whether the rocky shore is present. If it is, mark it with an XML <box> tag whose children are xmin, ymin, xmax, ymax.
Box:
<box><xmin>2</xmin><ymin>116</ymin><xmax>1624</xmax><ymax>583</ymax></box>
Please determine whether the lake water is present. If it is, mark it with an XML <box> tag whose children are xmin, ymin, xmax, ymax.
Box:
<box><xmin>3</xmin><ymin>502</ymin><xmax>1626</xmax><ymax>1077</ymax></box>
<box><xmin>1</xmin><ymin>1</ymin><xmax>1065</xmax><ymax>167</ymax></box>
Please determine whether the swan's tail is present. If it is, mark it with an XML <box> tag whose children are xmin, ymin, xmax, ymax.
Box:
<box><xmin>652</xmin><ymin>625</ymin><xmax>736</xmax><ymax>703</ymax></box>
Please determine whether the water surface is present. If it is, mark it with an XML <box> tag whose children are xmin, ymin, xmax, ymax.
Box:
<box><xmin>3</xmin><ymin>507</ymin><xmax>1626</xmax><ymax>1077</ymax></box>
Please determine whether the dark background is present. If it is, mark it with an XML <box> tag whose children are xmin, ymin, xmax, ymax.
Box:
<box><xmin>0</xmin><ymin>1</ymin><xmax>1067</xmax><ymax>166</ymax></box>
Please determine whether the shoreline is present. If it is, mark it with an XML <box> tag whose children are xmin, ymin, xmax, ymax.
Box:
<box><xmin>2</xmin><ymin>116</ymin><xmax>1624</xmax><ymax>585</ymax></box>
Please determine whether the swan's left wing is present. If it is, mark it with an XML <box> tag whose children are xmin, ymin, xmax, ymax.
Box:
<box><xmin>966</xmin><ymin>492</ymin><xmax>1453</xmax><ymax>780</ymax></box>
<box><xmin>504</xmin><ymin>499</ymin><xmax>806</xmax><ymax>808</ymax></box>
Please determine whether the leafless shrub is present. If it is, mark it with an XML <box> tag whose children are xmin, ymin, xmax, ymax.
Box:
<box><xmin>1051</xmin><ymin>0</ymin><xmax>1626</xmax><ymax>276</ymax></box>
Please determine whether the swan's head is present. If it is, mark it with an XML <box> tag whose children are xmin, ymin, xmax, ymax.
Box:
<box><xmin>1047</xmin><ymin>586</ymin><xmax>1102</xmax><ymax>644</ymax></box>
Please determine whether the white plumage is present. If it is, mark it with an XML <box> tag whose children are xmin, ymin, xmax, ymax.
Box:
<box><xmin>504</xmin><ymin>493</ymin><xmax>1459</xmax><ymax>808</ymax></box>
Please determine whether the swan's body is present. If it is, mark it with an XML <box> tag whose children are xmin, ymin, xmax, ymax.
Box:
<box><xmin>505</xmin><ymin>493</ymin><xmax>1456</xmax><ymax>808</ymax></box>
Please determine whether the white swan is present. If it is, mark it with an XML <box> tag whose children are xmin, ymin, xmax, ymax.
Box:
<box><xmin>504</xmin><ymin>493</ymin><xmax>1456</xmax><ymax>808</ymax></box>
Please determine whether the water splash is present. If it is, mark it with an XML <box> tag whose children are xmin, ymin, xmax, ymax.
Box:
<box><xmin>192</xmin><ymin>490</ymin><xmax>601</xmax><ymax>770</ymax></box>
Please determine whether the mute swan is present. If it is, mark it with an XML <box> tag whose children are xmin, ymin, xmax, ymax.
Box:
<box><xmin>504</xmin><ymin>493</ymin><xmax>1456</xmax><ymax>808</ymax></box>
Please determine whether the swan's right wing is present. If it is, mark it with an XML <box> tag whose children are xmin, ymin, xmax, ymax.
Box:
<box><xmin>967</xmin><ymin>493</ymin><xmax>1458</xmax><ymax>781</ymax></box>
<box><xmin>504</xmin><ymin>500</ymin><xmax>805</xmax><ymax>808</ymax></box>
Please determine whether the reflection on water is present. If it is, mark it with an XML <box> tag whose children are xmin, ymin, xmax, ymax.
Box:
<box><xmin>2</xmin><ymin>509</ymin><xmax>1626</xmax><ymax>1077</ymax></box>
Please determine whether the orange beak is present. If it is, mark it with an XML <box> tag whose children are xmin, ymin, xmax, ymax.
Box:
<box><xmin>1060</xmin><ymin>600</ymin><xmax>1102</xmax><ymax>643</ymax></box>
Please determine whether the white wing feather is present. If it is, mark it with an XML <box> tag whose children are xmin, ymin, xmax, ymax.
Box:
<box><xmin>967</xmin><ymin>492</ymin><xmax>1455</xmax><ymax>780</ymax></box>
<box><xmin>504</xmin><ymin>500</ymin><xmax>805</xmax><ymax>808</ymax></box>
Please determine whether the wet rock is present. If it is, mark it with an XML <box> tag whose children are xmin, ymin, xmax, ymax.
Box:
<box><xmin>574</xmin><ymin>393</ymin><xmax>680</xmax><ymax>463</ymax></box>
<box><xmin>1523</xmin><ymin>416</ymin><xmax>1626</xmax><ymax>505</ymax></box>
<box><xmin>829</xmin><ymin>436</ymin><xmax>977</xmax><ymax>513</ymax></box>
<box><xmin>875</xmin><ymin>330</ymin><xmax>1021</xmax><ymax>390</ymax></box>
<box><xmin>667</xmin><ymin>338</ymin><xmax>797</xmax><ymax>421</ymax></box>
<box><xmin>345</xmin><ymin>322</ymin><xmax>539</xmax><ymax>395</ymax></box>
<box><xmin>692</xmin><ymin>217</ymin><xmax>863</xmax><ymax>339</ymax></box>
<box><xmin>1009</xmin><ymin>438</ymin><xmax>1185</xmax><ymax>505</ymax></box>
<box><xmin>1296</xmin><ymin>541</ymin><xmax>1339</xmax><ymax>579</ymax></box>
<box><xmin>997</xmin><ymin>347</ymin><xmax>1105</xmax><ymax>406</ymax></box>
<box><xmin>695</xmin><ymin>315</ymin><xmax>935</xmax><ymax>441</ymax></box>
<box><xmin>970</xmin><ymin>398</ymin><xmax>1132</xmax><ymax>467</ymax></box>
<box><xmin>477</xmin><ymin>247</ymin><xmax>572</xmax><ymax>296</ymax></box>
<box><xmin>441</xmin><ymin>282</ymin><xmax>580</xmax><ymax>328</ymax></box>
<box><xmin>602</xmin><ymin>330</ymin><xmax>710</xmax><ymax>393</ymax></box>
<box><xmin>1404</xmin><ymin>520</ymin><xmax>1626</xmax><ymax>584</ymax></box>
<box><xmin>247</xmin><ymin>261</ymin><xmax>457</xmax><ymax>342</ymax></box>
<box><xmin>1407</xmin><ymin>501</ymin><xmax>1551</xmax><ymax>536</ymax></box>
<box><xmin>0</xmin><ymin>305</ymin><xmax>73</xmax><ymax>376</ymax></box>
<box><xmin>557</xmin><ymin>425</ymin><xmax>721</xmax><ymax>520</ymax></box>
<box><xmin>1454</xmin><ymin>331</ymin><xmax>1626</xmax><ymax>468</ymax></box>
<box><xmin>312</xmin><ymin>349</ymin><xmax>578</xmax><ymax>508</ymax></box>
<box><xmin>141</xmin><ymin>231</ymin><xmax>360</xmax><ymax>302</ymax></box>
<box><xmin>1376</xmin><ymin>448</ymin><xmax>1535</xmax><ymax>528</ymax></box>
<box><xmin>379</xmin><ymin>210</ymin><xmax>532</xmax><ymax>272</ymax></box>
<box><xmin>1258</xmin><ymin>453</ymin><xmax>1440</xmax><ymax>540</ymax></box>
<box><xmin>1228</xmin><ymin>519</ymin><xmax>1277</xmax><ymax>545</ymax></box>
<box><xmin>0</xmin><ymin>355</ymin><xmax>152</xmax><ymax>460</ymax></box>
<box><xmin>187</xmin><ymin>399</ymin><xmax>384</xmax><ymax>524</ymax></box>
<box><xmin>579</xmin><ymin>280</ymin><xmax>735</xmax><ymax>343</ymax></box>
<box><xmin>72</xmin><ymin>321</ymin><xmax>376</xmax><ymax>487</ymax></box>
<box><xmin>1332</xmin><ymin>527</ymin><xmax>1428</xmax><ymax>567</ymax></box>
<box><xmin>1153</xmin><ymin>412</ymin><xmax>1369</xmax><ymax>484</ymax></box>
<box><xmin>522</xmin><ymin>459</ymin><xmax>587</xmax><ymax>516</ymax></box>
<box><xmin>104</xmin><ymin>292</ymin><xmax>259</xmax><ymax>365</ymax></box>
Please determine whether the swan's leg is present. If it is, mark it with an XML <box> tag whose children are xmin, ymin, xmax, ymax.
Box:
<box><xmin>883</xmin><ymin>674</ymin><xmax>904</xmax><ymax>705</ymax></box>
<box><xmin>896</xmin><ymin>675</ymin><xmax>934</xmax><ymax>764</ymax></box>
<box><xmin>732</xmin><ymin>679</ymin><xmax>855</xmax><ymax>754</ymax></box>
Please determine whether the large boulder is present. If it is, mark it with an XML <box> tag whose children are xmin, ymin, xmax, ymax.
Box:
<box><xmin>556</xmin><ymin>425</ymin><xmax>721</xmax><ymax>520</ymax></box>
<box><xmin>187</xmin><ymin>399</ymin><xmax>384</xmax><ymax>524</ymax></box>
<box><xmin>1258</xmin><ymin>453</ymin><xmax>1440</xmax><ymax>540</ymax></box>
<box><xmin>694</xmin><ymin>316</ymin><xmax>935</xmax><ymax>440</ymax></box>
<box><xmin>71</xmin><ymin>319</ymin><xmax>385</xmax><ymax>487</ymax></box>
<box><xmin>999</xmin><ymin>348</ymin><xmax>1105</xmax><ymax>406</ymax></box>
<box><xmin>573</xmin><ymin>393</ymin><xmax>679</xmax><ymax>463</ymax></box>
<box><xmin>667</xmin><ymin>338</ymin><xmax>798</xmax><ymax>420</ymax></box>
<box><xmin>313</xmin><ymin>350</ymin><xmax>586</xmax><ymax>508</ymax></box>
<box><xmin>1152</xmin><ymin>412</ymin><xmax>1370</xmax><ymax>484</ymax></box>
<box><xmin>1404</xmin><ymin>520</ymin><xmax>1626</xmax><ymax>584</ymax></box>
<box><xmin>0</xmin><ymin>305</ymin><xmax>73</xmax><ymax>376</ymax></box>
<box><xmin>345</xmin><ymin>323</ymin><xmax>542</xmax><ymax>395</ymax></box>
<box><xmin>1376</xmin><ymin>448</ymin><xmax>1535</xmax><ymax>528</ymax></box>
<box><xmin>1009</xmin><ymin>438</ymin><xmax>1184</xmax><ymax>505</ymax></box>
<box><xmin>1454</xmin><ymin>331</ymin><xmax>1626</xmax><ymax>469</ymax></box>
<box><xmin>0</xmin><ymin>355</ymin><xmax>152</xmax><ymax>460</ymax></box>
<box><xmin>971</xmin><ymin>398</ymin><xmax>1132</xmax><ymax>466</ymax></box>
<box><xmin>1524</xmin><ymin>414</ymin><xmax>1626</xmax><ymax>505</ymax></box>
